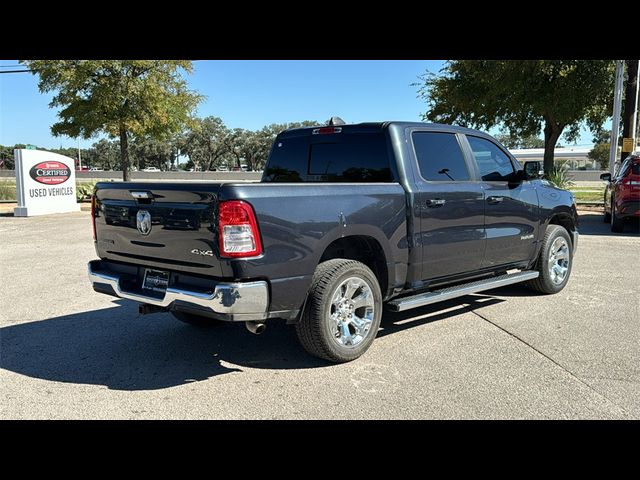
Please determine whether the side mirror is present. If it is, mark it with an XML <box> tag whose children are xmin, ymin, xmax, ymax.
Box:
<box><xmin>599</xmin><ymin>172</ymin><xmax>611</xmax><ymax>182</ymax></box>
<box><xmin>523</xmin><ymin>161</ymin><xmax>544</xmax><ymax>179</ymax></box>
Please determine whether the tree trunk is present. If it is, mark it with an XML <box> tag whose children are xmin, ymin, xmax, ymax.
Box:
<box><xmin>542</xmin><ymin>117</ymin><xmax>564</xmax><ymax>174</ymax></box>
<box><xmin>120</xmin><ymin>126</ymin><xmax>130</xmax><ymax>181</ymax></box>
<box><xmin>620</xmin><ymin>60</ymin><xmax>639</xmax><ymax>161</ymax></box>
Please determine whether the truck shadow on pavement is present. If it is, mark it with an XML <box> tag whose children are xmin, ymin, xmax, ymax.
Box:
<box><xmin>578</xmin><ymin>211</ymin><xmax>639</xmax><ymax>236</ymax></box>
<box><xmin>0</xmin><ymin>295</ymin><xmax>503</xmax><ymax>391</ymax></box>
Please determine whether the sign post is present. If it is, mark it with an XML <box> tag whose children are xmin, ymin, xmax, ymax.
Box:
<box><xmin>14</xmin><ymin>149</ymin><xmax>81</xmax><ymax>216</ymax></box>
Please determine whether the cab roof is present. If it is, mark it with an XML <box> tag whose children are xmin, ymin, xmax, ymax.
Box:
<box><xmin>279</xmin><ymin>121</ymin><xmax>491</xmax><ymax>138</ymax></box>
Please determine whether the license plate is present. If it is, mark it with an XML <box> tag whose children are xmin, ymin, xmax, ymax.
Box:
<box><xmin>142</xmin><ymin>268</ymin><xmax>170</xmax><ymax>292</ymax></box>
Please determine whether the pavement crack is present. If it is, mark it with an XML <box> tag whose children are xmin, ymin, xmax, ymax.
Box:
<box><xmin>463</xmin><ymin>303</ymin><xmax>630</xmax><ymax>417</ymax></box>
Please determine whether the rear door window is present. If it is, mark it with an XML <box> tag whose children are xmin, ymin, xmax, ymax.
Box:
<box><xmin>412</xmin><ymin>132</ymin><xmax>470</xmax><ymax>181</ymax></box>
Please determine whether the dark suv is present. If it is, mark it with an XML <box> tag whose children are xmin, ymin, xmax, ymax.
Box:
<box><xmin>601</xmin><ymin>153</ymin><xmax>640</xmax><ymax>232</ymax></box>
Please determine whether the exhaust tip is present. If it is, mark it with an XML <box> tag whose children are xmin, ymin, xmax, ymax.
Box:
<box><xmin>246</xmin><ymin>321</ymin><xmax>266</xmax><ymax>335</ymax></box>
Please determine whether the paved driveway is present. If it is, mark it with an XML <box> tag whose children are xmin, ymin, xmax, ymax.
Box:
<box><xmin>1</xmin><ymin>210</ymin><xmax>638</xmax><ymax>419</ymax></box>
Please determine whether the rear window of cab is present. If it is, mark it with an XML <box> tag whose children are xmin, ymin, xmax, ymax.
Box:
<box><xmin>262</xmin><ymin>131</ymin><xmax>393</xmax><ymax>182</ymax></box>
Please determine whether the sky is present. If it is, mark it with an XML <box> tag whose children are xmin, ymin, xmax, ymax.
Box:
<box><xmin>0</xmin><ymin>60</ymin><xmax>602</xmax><ymax>149</ymax></box>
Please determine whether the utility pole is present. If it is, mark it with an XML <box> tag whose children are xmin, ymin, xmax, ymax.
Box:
<box><xmin>620</xmin><ymin>60</ymin><xmax>639</xmax><ymax>160</ymax></box>
<box><xmin>609</xmin><ymin>61</ymin><xmax>625</xmax><ymax>175</ymax></box>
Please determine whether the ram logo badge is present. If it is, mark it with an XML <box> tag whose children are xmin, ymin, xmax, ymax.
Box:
<box><xmin>136</xmin><ymin>210</ymin><xmax>152</xmax><ymax>235</ymax></box>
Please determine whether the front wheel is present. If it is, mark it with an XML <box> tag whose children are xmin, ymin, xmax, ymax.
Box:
<box><xmin>528</xmin><ymin>224</ymin><xmax>573</xmax><ymax>294</ymax></box>
<box><xmin>296</xmin><ymin>259</ymin><xmax>382</xmax><ymax>363</ymax></box>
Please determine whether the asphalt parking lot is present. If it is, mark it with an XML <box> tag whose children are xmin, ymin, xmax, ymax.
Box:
<box><xmin>1</xmin><ymin>210</ymin><xmax>638</xmax><ymax>419</ymax></box>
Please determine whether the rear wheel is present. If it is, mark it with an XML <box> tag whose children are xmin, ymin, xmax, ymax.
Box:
<box><xmin>296</xmin><ymin>259</ymin><xmax>382</xmax><ymax>363</ymax></box>
<box><xmin>528</xmin><ymin>224</ymin><xmax>573</xmax><ymax>294</ymax></box>
<box><xmin>611</xmin><ymin>198</ymin><xmax>624</xmax><ymax>232</ymax></box>
<box><xmin>171</xmin><ymin>311</ymin><xmax>221</xmax><ymax>327</ymax></box>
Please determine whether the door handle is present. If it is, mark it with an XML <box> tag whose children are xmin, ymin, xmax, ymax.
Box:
<box><xmin>487</xmin><ymin>196</ymin><xmax>504</xmax><ymax>204</ymax></box>
<box><xmin>425</xmin><ymin>199</ymin><xmax>446</xmax><ymax>207</ymax></box>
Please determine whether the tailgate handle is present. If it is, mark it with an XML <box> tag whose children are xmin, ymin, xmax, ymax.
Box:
<box><xmin>130</xmin><ymin>191</ymin><xmax>153</xmax><ymax>200</ymax></box>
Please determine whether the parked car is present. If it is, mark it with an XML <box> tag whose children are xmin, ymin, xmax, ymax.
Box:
<box><xmin>88</xmin><ymin>120</ymin><xmax>578</xmax><ymax>362</ymax></box>
<box><xmin>143</xmin><ymin>167</ymin><xmax>160</xmax><ymax>172</ymax></box>
<box><xmin>89</xmin><ymin>167</ymin><xmax>103</xmax><ymax>171</ymax></box>
<box><xmin>601</xmin><ymin>152</ymin><xmax>640</xmax><ymax>232</ymax></box>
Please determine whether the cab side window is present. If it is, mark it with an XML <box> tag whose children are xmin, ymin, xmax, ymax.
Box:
<box><xmin>412</xmin><ymin>132</ymin><xmax>470</xmax><ymax>181</ymax></box>
<box><xmin>467</xmin><ymin>136</ymin><xmax>515</xmax><ymax>181</ymax></box>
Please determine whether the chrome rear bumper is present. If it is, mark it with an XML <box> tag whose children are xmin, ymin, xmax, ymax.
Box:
<box><xmin>88</xmin><ymin>260</ymin><xmax>269</xmax><ymax>321</ymax></box>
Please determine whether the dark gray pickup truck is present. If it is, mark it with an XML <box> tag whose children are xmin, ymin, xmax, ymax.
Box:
<box><xmin>88</xmin><ymin>120</ymin><xmax>578</xmax><ymax>362</ymax></box>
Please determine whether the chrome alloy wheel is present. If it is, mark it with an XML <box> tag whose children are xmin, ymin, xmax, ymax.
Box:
<box><xmin>548</xmin><ymin>237</ymin><xmax>570</xmax><ymax>285</ymax></box>
<box><xmin>329</xmin><ymin>276</ymin><xmax>375</xmax><ymax>348</ymax></box>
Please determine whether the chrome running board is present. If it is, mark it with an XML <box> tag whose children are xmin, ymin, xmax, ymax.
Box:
<box><xmin>387</xmin><ymin>271</ymin><xmax>539</xmax><ymax>312</ymax></box>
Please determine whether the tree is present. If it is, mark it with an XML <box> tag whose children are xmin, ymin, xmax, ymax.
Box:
<box><xmin>91</xmin><ymin>139</ymin><xmax>121</xmax><ymax>170</ymax></box>
<box><xmin>182</xmin><ymin>117</ymin><xmax>231</xmax><ymax>171</ymax></box>
<box><xmin>0</xmin><ymin>145</ymin><xmax>16</xmax><ymax>169</ymax></box>
<box><xmin>22</xmin><ymin>60</ymin><xmax>203</xmax><ymax>181</ymax></box>
<box><xmin>592</xmin><ymin>127</ymin><xmax>612</xmax><ymax>145</ymax></box>
<box><xmin>130</xmin><ymin>136</ymin><xmax>174</xmax><ymax>171</ymax></box>
<box><xmin>416</xmin><ymin>60</ymin><xmax>615</xmax><ymax>174</ymax></box>
<box><xmin>495</xmin><ymin>133</ymin><xmax>545</xmax><ymax>149</ymax></box>
<box><xmin>587</xmin><ymin>143</ymin><xmax>611</xmax><ymax>170</ymax></box>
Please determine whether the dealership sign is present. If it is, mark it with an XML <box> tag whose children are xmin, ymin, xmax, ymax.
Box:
<box><xmin>14</xmin><ymin>149</ymin><xmax>80</xmax><ymax>216</ymax></box>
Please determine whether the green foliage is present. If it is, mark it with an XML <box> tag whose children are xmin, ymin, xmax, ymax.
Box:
<box><xmin>495</xmin><ymin>133</ymin><xmax>545</xmax><ymax>149</ymax></box>
<box><xmin>181</xmin><ymin>116</ymin><xmax>231</xmax><ymax>171</ymax></box>
<box><xmin>546</xmin><ymin>165</ymin><xmax>575</xmax><ymax>189</ymax></box>
<box><xmin>90</xmin><ymin>139</ymin><xmax>121</xmax><ymax>170</ymax></box>
<box><xmin>1</xmin><ymin>145</ymin><xmax>16</xmax><ymax>169</ymax></box>
<box><xmin>0</xmin><ymin>180</ymin><xmax>16</xmax><ymax>200</ymax></box>
<box><xmin>592</xmin><ymin>127</ymin><xmax>611</xmax><ymax>145</ymax></box>
<box><xmin>588</xmin><ymin>143</ymin><xmax>611</xmax><ymax>170</ymax></box>
<box><xmin>21</xmin><ymin>60</ymin><xmax>203</xmax><ymax>181</ymax></box>
<box><xmin>180</xmin><ymin>119</ymin><xmax>318</xmax><ymax>172</ymax></box>
<box><xmin>417</xmin><ymin>60</ymin><xmax>615</xmax><ymax>173</ymax></box>
<box><xmin>0</xmin><ymin>118</ymin><xmax>319</xmax><ymax>174</ymax></box>
<box><xmin>76</xmin><ymin>181</ymin><xmax>97</xmax><ymax>202</ymax></box>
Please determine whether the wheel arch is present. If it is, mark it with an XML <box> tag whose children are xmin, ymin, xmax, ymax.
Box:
<box><xmin>318</xmin><ymin>234</ymin><xmax>391</xmax><ymax>299</ymax></box>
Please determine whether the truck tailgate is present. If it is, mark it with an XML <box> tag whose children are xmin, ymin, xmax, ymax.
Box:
<box><xmin>94</xmin><ymin>182</ymin><xmax>225</xmax><ymax>276</ymax></box>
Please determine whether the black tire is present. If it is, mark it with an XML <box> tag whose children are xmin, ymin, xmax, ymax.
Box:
<box><xmin>603</xmin><ymin>208</ymin><xmax>611</xmax><ymax>223</ymax></box>
<box><xmin>527</xmin><ymin>224</ymin><xmax>573</xmax><ymax>294</ymax></box>
<box><xmin>295</xmin><ymin>259</ymin><xmax>382</xmax><ymax>363</ymax></box>
<box><xmin>171</xmin><ymin>311</ymin><xmax>221</xmax><ymax>327</ymax></box>
<box><xmin>611</xmin><ymin>198</ymin><xmax>624</xmax><ymax>232</ymax></box>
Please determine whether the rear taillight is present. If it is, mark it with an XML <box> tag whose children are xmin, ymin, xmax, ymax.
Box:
<box><xmin>91</xmin><ymin>194</ymin><xmax>97</xmax><ymax>241</ymax></box>
<box><xmin>218</xmin><ymin>200</ymin><xmax>262</xmax><ymax>258</ymax></box>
